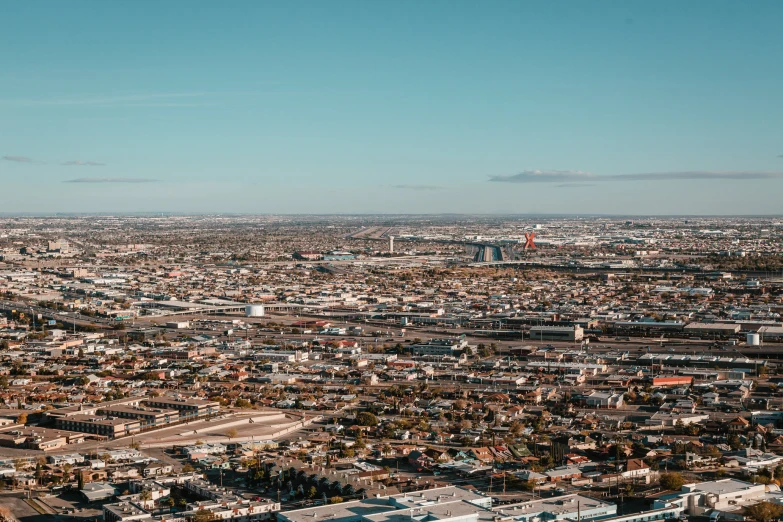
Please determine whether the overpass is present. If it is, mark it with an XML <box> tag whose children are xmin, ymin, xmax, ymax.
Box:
<box><xmin>136</xmin><ymin>300</ymin><xmax>316</xmax><ymax>317</ymax></box>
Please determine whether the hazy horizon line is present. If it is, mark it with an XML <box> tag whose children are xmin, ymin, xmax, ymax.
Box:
<box><xmin>1</xmin><ymin>211</ymin><xmax>782</xmax><ymax>218</ymax></box>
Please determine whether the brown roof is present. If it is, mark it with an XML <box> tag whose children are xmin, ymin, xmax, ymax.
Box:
<box><xmin>626</xmin><ymin>458</ymin><xmax>649</xmax><ymax>471</ymax></box>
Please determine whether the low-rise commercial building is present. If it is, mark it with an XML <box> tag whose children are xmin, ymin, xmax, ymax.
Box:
<box><xmin>55</xmin><ymin>415</ymin><xmax>141</xmax><ymax>438</ymax></box>
<box><xmin>529</xmin><ymin>326</ymin><xmax>584</xmax><ymax>341</ymax></box>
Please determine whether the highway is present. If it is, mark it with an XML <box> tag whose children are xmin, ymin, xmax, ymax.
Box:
<box><xmin>4</xmin><ymin>295</ymin><xmax>780</xmax><ymax>365</ymax></box>
<box><xmin>0</xmin><ymin>298</ymin><xmax>114</xmax><ymax>329</ymax></box>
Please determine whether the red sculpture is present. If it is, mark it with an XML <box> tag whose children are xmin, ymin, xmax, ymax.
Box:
<box><xmin>524</xmin><ymin>232</ymin><xmax>536</xmax><ymax>249</ymax></box>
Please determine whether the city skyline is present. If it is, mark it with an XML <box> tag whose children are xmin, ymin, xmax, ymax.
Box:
<box><xmin>2</xmin><ymin>1</ymin><xmax>783</xmax><ymax>214</ymax></box>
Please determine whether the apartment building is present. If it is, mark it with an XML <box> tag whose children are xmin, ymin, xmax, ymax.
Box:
<box><xmin>55</xmin><ymin>415</ymin><xmax>141</xmax><ymax>438</ymax></box>
<box><xmin>143</xmin><ymin>397</ymin><xmax>220</xmax><ymax>419</ymax></box>
<box><xmin>97</xmin><ymin>405</ymin><xmax>180</xmax><ymax>428</ymax></box>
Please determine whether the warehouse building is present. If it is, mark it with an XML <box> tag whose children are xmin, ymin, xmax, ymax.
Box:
<box><xmin>683</xmin><ymin>323</ymin><xmax>741</xmax><ymax>337</ymax></box>
<box><xmin>410</xmin><ymin>338</ymin><xmax>468</xmax><ymax>356</ymax></box>
<box><xmin>528</xmin><ymin>325</ymin><xmax>584</xmax><ymax>342</ymax></box>
<box><xmin>758</xmin><ymin>326</ymin><xmax>783</xmax><ymax>341</ymax></box>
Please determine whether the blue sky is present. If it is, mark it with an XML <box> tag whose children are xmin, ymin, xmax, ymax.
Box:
<box><xmin>1</xmin><ymin>1</ymin><xmax>782</xmax><ymax>215</ymax></box>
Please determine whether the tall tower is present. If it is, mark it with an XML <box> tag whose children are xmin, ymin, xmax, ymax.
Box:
<box><xmin>389</xmin><ymin>236</ymin><xmax>394</xmax><ymax>253</ymax></box>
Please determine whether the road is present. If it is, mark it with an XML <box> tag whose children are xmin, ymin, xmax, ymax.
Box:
<box><xmin>3</xmin><ymin>294</ymin><xmax>780</xmax><ymax>361</ymax></box>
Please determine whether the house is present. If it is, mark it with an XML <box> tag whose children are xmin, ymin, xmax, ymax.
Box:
<box><xmin>408</xmin><ymin>450</ymin><xmax>431</xmax><ymax>469</ymax></box>
<box><xmin>490</xmin><ymin>446</ymin><xmax>513</xmax><ymax>461</ymax></box>
<box><xmin>469</xmin><ymin>447</ymin><xmax>495</xmax><ymax>463</ymax></box>
<box><xmin>621</xmin><ymin>459</ymin><xmax>651</xmax><ymax>482</ymax></box>
<box><xmin>702</xmin><ymin>393</ymin><xmax>721</xmax><ymax>406</ymax></box>
<box><xmin>508</xmin><ymin>444</ymin><xmax>532</xmax><ymax>458</ymax></box>
<box><xmin>143</xmin><ymin>463</ymin><xmax>173</xmax><ymax>477</ymax></box>
<box><xmin>728</xmin><ymin>416</ymin><xmax>750</xmax><ymax>434</ymax></box>
<box><xmin>567</xmin><ymin>435</ymin><xmax>597</xmax><ymax>451</ymax></box>
<box><xmin>545</xmin><ymin>466</ymin><xmax>582</xmax><ymax>482</ymax></box>
<box><xmin>565</xmin><ymin>454</ymin><xmax>592</xmax><ymax>466</ymax></box>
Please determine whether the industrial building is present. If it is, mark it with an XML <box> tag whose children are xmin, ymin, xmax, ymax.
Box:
<box><xmin>683</xmin><ymin>323</ymin><xmax>741</xmax><ymax>337</ymax></box>
<box><xmin>528</xmin><ymin>325</ymin><xmax>584</xmax><ymax>341</ymax></box>
<box><xmin>498</xmin><ymin>495</ymin><xmax>616</xmax><ymax>522</ymax></box>
<box><xmin>279</xmin><ymin>487</ymin><xmax>492</xmax><ymax>522</ymax></box>
<box><xmin>256</xmin><ymin>350</ymin><xmax>308</xmax><ymax>363</ymax></box>
<box><xmin>758</xmin><ymin>326</ymin><xmax>783</xmax><ymax>341</ymax></box>
<box><xmin>409</xmin><ymin>337</ymin><xmax>468</xmax><ymax>356</ymax></box>
<box><xmin>292</xmin><ymin>251</ymin><xmax>322</xmax><ymax>261</ymax></box>
<box><xmin>280</xmin><ymin>487</ymin><xmax>618</xmax><ymax>522</ymax></box>
<box><xmin>652</xmin><ymin>479</ymin><xmax>783</xmax><ymax>521</ymax></box>
<box><xmin>323</xmin><ymin>251</ymin><xmax>356</xmax><ymax>261</ymax></box>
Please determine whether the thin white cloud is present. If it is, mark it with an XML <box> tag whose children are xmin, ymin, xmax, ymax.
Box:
<box><xmin>490</xmin><ymin>170</ymin><xmax>594</xmax><ymax>183</ymax></box>
<box><xmin>490</xmin><ymin>170</ymin><xmax>783</xmax><ymax>183</ymax></box>
<box><xmin>2</xmin><ymin>155</ymin><xmax>35</xmax><ymax>163</ymax></box>
<box><xmin>62</xmin><ymin>160</ymin><xmax>106</xmax><ymax>167</ymax></box>
<box><xmin>64</xmin><ymin>177</ymin><xmax>157</xmax><ymax>184</ymax></box>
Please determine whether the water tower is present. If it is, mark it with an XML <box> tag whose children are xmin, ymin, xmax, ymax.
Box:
<box><xmin>245</xmin><ymin>304</ymin><xmax>265</xmax><ymax>317</ymax></box>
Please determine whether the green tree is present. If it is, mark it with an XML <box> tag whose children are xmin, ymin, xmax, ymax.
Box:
<box><xmin>659</xmin><ymin>472</ymin><xmax>684</xmax><ymax>491</ymax></box>
<box><xmin>743</xmin><ymin>501</ymin><xmax>783</xmax><ymax>522</ymax></box>
<box><xmin>356</xmin><ymin>412</ymin><xmax>378</xmax><ymax>426</ymax></box>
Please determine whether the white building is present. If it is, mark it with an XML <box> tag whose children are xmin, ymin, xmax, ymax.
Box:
<box><xmin>652</xmin><ymin>479</ymin><xmax>783</xmax><ymax>521</ymax></box>
<box><xmin>584</xmin><ymin>391</ymin><xmax>624</xmax><ymax>409</ymax></box>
